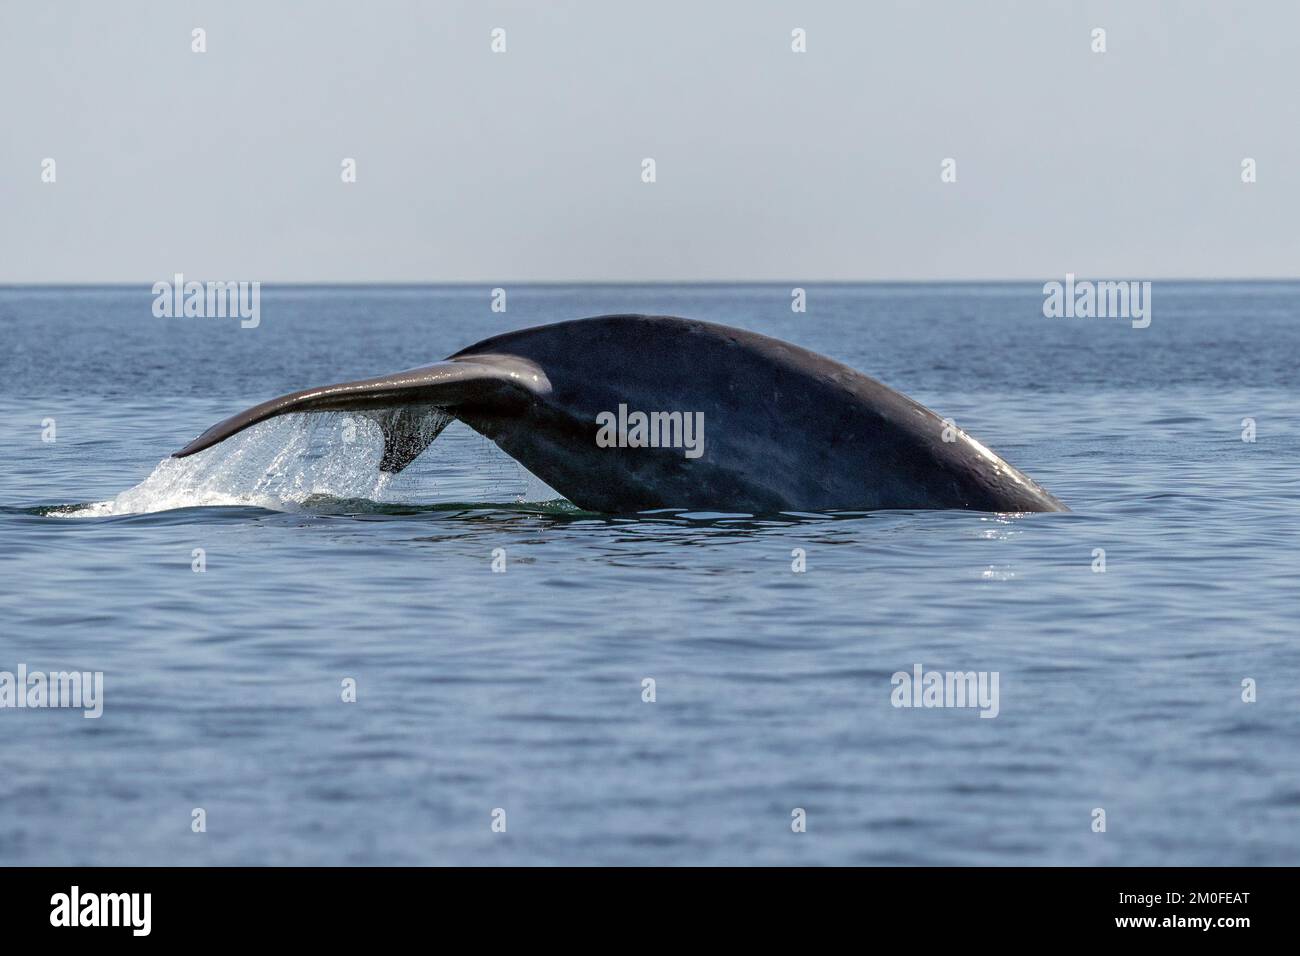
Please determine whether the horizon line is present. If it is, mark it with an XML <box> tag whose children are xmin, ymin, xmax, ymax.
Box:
<box><xmin>3</xmin><ymin>276</ymin><xmax>1300</xmax><ymax>289</ymax></box>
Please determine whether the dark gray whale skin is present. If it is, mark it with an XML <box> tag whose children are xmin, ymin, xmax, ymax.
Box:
<box><xmin>173</xmin><ymin>314</ymin><xmax>1067</xmax><ymax>514</ymax></box>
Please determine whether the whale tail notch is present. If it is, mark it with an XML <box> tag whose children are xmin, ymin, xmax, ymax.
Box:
<box><xmin>172</xmin><ymin>355</ymin><xmax>550</xmax><ymax>473</ymax></box>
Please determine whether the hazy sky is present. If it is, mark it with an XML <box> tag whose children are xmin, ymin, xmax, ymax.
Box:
<box><xmin>2</xmin><ymin>1</ymin><xmax>1296</xmax><ymax>282</ymax></box>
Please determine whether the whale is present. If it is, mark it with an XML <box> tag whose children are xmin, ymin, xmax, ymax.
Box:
<box><xmin>173</xmin><ymin>314</ymin><xmax>1068</xmax><ymax>514</ymax></box>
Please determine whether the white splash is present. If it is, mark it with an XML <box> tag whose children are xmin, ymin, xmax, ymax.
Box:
<box><xmin>54</xmin><ymin>412</ymin><xmax>564</xmax><ymax>518</ymax></box>
<box><xmin>57</xmin><ymin>413</ymin><xmax>395</xmax><ymax>517</ymax></box>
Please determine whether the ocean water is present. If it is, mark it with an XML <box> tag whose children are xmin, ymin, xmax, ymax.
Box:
<box><xmin>0</xmin><ymin>283</ymin><xmax>1296</xmax><ymax>866</ymax></box>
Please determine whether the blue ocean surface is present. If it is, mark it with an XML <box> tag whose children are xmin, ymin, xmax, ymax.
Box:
<box><xmin>0</xmin><ymin>283</ymin><xmax>1296</xmax><ymax>865</ymax></box>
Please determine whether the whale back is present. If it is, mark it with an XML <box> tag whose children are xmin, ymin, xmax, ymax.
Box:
<box><xmin>449</xmin><ymin>315</ymin><xmax>1066</xmax><ymax>513</ymax></box>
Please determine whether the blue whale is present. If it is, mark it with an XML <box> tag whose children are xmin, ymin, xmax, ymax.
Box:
<box><xmin>174</xmin><ymin>314</ymin><xmax>1067</xmax><ymax>514</ymax></box>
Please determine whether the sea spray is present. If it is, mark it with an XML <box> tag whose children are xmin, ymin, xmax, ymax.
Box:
<box><xmin>54</xmin><ymin>412</ymin><xmax>562</xmax><ymax>517</ymax></box>
<box><xmin>57</xmin><ymin>413</ymin><xmax>396</xmax><ymax>517</ymax></box>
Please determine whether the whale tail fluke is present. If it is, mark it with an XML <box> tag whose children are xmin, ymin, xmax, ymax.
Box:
<box><xmin>172</xmin><ymin>354</ymin><xmax>550</xmax><ymax>472</ymax></box>
<box><xmin>364</xmin><ymin>406</ymin><xmax>453</xmax><ymax>474</ymax></box>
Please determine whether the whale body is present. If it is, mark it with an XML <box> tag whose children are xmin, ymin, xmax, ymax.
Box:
<box><xmin>173</xmin><ymin>314</ymin><xmax>1068</xmax><ymax>514</ymax></box>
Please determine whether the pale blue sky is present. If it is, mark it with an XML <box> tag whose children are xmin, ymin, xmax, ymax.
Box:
<box><xmin>1</xmin><ymin>0</ymin><xmax>1295</xmax><ymax>282</ymax></box>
